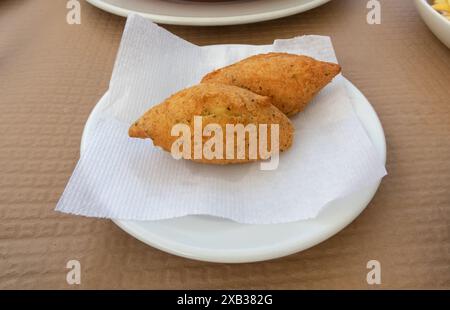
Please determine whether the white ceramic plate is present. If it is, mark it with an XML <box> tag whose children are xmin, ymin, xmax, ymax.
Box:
<box><xmin>415</xmin><ymin>0</ymin><xmax>450</xmax><ymax>48</ymax></box>
<box><xmin>86</xmin><ymin>0</ymin><xmax>332</xmax><ymax>26</ymax></box>
<box><xmin>81</xmin><ymin>78</ymin><xmax>386</xmax><ymax>263</ymax></box>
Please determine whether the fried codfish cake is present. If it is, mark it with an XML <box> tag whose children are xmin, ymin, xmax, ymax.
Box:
<box><xmin>201</xmin><ymin>53</ymin><xmax>341</xmax><ymax>116</ymax></box>
<box><xmin>129</xmin><ymin>83</ymin><xmax>294</xmax><ymax>164</ymax></box>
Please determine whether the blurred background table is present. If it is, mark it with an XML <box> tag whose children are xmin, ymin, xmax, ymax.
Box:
<box><xmin>0</xmin><ymin>0</ymin><xmax>449</xmax><ymax>289</ymax></box>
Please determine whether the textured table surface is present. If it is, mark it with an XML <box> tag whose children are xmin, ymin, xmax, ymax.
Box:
<box><xmin>0</xmin><ymin>0</ymin><xmax>449</xmax><ymax>289</ymax></box>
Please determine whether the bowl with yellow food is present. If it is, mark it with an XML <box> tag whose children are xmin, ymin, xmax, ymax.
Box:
<box><xmin>415</xmin><ymin>0</ymin><xmax>450</xmax><ymax>48</ymax></box>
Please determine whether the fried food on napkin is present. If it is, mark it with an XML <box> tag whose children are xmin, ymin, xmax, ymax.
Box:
<box><xmin>129</xmin><ymin>83</ymin><xmax>294</xmax><ymax>164</ymax></box>
<box><xmin>201</xmin><ymin>53</ymin><xmax>341</xmax><ymax>116</ymax></box>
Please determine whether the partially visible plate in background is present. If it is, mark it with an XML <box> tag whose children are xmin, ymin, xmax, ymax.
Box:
<box><xmin>86</xmin><ymin>0</ymin><xmax>332</xmax><ymax>26</ymax></box>
<box><xmin>414</xmin><ymin>0</ymin><xmax>450</xmax><ymax>48</ymax></box>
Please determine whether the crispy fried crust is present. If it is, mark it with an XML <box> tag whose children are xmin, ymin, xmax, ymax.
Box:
<box><xmin>201</xmin><ymin>53</ymin><xmax>341</xmax><ymax>116</ymax></box>
<box><xmin>129</xmin><ymin>83</ymin><xmax>294</xmax><ymax>164</ymax></box>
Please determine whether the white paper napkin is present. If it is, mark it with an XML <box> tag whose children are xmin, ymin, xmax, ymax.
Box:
<box><xmin>56</xmin><ymin>14</ymin><xmax>387</xmax><ymax>224</ymax></box>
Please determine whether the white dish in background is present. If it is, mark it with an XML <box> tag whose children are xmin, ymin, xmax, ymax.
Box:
<box><xmin>86</xmin><ymin>0</ymin><xmax>331</xmax><ymax>26</ymax></box>
<box><xmin>415</xmin><ymin>0</ymin><xmax>450</xmax><ymax>48</ymax></box>
<box><xmin>81</xmin><ymin>78</ymin><xmax>386</xmax><ymax>263</ymax></box>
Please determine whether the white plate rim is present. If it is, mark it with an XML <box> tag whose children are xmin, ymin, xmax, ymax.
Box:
<box><xmin>414</xmin><ymin>0</ymin><xmax>450</xmax><ymax>48</ymax></box>
<box><xmin>415</xmin><ymin>0</ymin><xmax>450</xmax><ymax>25</ymax></box>
<box><xmin>85</xmin><ymin>0</ymin><xmax>332</xmax><ymax>26</ymax></box>
<box><xmin>80</xmin><ymin>77</ymin><xmax>386</xmax><ymax>263</ymax></box>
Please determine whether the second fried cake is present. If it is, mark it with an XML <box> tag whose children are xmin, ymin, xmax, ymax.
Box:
<box><xmin>129</xmin><ymin>83</ymin><xmax>294</xmax><ymax>164</ymax></box>
<box><xmin>201</xmin><ymin>53</ymin><xmax>341</xmax><ymax>116</ymax></box>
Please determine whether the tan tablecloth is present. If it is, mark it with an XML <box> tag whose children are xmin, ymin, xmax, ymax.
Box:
<box><xmin>0</xmin><ymin>0</ymin><xmax>449</xmax><ymax>289</ymax></box>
